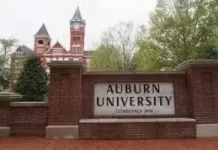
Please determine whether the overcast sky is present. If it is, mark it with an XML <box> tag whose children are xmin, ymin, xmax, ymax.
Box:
<box><xmin>0</xmin><ymin>0</ymin><xmax>156</xmax><ymax>50</ymax></box>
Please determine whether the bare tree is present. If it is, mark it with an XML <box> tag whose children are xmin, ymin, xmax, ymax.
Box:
<box><xmin>0</xmin><ymin>38</ymin><xmax>17</xmax><ymax>69</ymax></box>
<box><xmin>0</xmin><ymin>38</ymin><xmax>17</xmax><ymax>91</ymax></box>
<box><xmin>101</xmin><ymin>21</ymin><xmax>137</xmax><ymax>71</ymax></box>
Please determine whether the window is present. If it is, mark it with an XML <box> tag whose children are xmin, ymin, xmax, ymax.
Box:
<box><xmin>73</xmin><ymin>37</ymin><xmax>80</xmax><ymax>41</ymax></box>
<box><xmin>72</xmin><ymin>45</ymin><xmax>80</xmax><ymax>51</ymax></box>
<box><xmin>16</xmin><ymin>52</ymin><xmax>26</xmax><ymax>57</ymax></box>
<box><xmin>38</xmin><ymin>40</ymin><xmax>43</xmax><ymax>44</ymax></box>
<box><xmin>16</xmin><ymin>52</ymin><xmax>21</xmax><ymax>57</ymax></box>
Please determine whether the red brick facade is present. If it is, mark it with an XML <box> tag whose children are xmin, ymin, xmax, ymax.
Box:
<box><xmin>33</xmin><ymin>7</ymin><xmax>92</xmax><ymax>70</ymax></box>
<box><xmin>1</xmin><ymin>60</ymin><xmax>218</xmax><ymax>139</ymax></box>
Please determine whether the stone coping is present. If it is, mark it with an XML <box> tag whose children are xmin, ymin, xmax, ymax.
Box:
<box><xmin>0</xmin><ymin>92</ymin><xmax>23</xmax><ymax>101</ymax></box>
<box><xmin>83</xmin><ymin>71</ymin><xmax>185</xmax><ymax>76</ymax></box>
<box><xmin>79</xmin><ymin>118</ymin><xmax>196</xmax><ymax>124</ymax></box>
<box><xmin>10</xmin><ymin>102</ymin><xmax>48</xmax><ymax>107</ymax></box>
<box><xmin>48</xmin><ymin>61</ymin><xmax>85</xmax><ymax>68</ymax></box>
<box><xmin>47</xmin><ymin>125</ymin><xmax>78</xmax><ymax>128</ymax></box>
<box><xmin>176</xmin><ymin>59</ymin><xmax>218</xmax><ymax>70</ymax></box>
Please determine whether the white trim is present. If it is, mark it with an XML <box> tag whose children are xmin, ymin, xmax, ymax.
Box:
<box><xmin>69</xmin><ymin>54</ymin><xmax>84</xmax><ymax>56</ymax></box>
<box><xmin>43</xmin><ymin>54</ymin><xmax>73</xmax><ymax>56</ymax></box>
<box><xmin>71</xmin><ymin>45</ymin><xmax>81</xmax><ymax>47</ymax></box>
<box><xmin>79</xmin><ymin>118</ymin><xmax>196</xmax><ymax>124</ymax></box>
<box><xmin>51</xmin><ymin>48</ymin><xmax>64</xmax><ymax>50</ymax></box>
<box><xmin>10</xmin><ymin>102</ymin><xmax>47</xmax><ymax>107</ymax></box>
<box><xmin>35</xmin><ymin>35</ymin><xmax>51</xmax><ymax>39</ymax></box>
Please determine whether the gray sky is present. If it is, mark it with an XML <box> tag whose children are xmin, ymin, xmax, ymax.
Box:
<box><xmin>0</xmin><ymin>0</ymin><xmax>156</xmax><ymax>50</ymax></box>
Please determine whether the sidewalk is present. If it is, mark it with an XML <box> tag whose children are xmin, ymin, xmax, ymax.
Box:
<box><xmin>0</xmin><ymin>137</ymin><xmax>217</xmax><ymax>150</ymax></box>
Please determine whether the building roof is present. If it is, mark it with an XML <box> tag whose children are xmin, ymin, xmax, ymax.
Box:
<box><xmin>11</xmin><ymin>45</ymin><xmax>34</xmax><ymax>58</ymax></box>
<box><xmin>84</xmin><ymin>50</ymin><xmax>94</xmax><ymax>57</ymax></box>
<box><xmin>52</xmin><ymin>41</ymin><xmax>65</xmax><ymax>49</ymax></box>
<box><xmin>70</xmin><ymin>7</ymin><xmax>86</xmax><ymax>25</ymax></box>
<box><xmin>35</xmin><ymin>23</ymin><xmax>50</xmax><ymax>38</ymax></box>
<box><xmin>44</xmin><ymin>41</ymin><xmax>70</xmax><ymax>55</ymax></box>
<box><xmin>73</xmin><ymin>7</ymin><xmax>83</xmax><ymax>20</ymax></box>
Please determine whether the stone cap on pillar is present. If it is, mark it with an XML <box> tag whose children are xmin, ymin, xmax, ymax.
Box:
<box><xmin>0</xmin><ymin>91</ymin><xmax>23</xmax><ymax>102</ymax></box>
<box><xmin>176</xmin><ymin>59</ymin><xmax>218</xmax><ymax>71</ymax></box>
<box><xmin>48</xmin><ymin>61</ymin><xmax>85</xmax><ymax>69</ymax></box>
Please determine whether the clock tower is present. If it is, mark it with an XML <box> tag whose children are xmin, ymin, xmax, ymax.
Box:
<box><xmin>70</xmin><ymin>7</ymin><xmax>86</xmax><ymax>57</ymax></box>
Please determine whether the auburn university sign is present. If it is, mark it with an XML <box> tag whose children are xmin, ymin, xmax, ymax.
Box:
<box><xmin>94</xmin><ymin>83</ymin><xmax>175</xmax><ymax>116</ymax></box>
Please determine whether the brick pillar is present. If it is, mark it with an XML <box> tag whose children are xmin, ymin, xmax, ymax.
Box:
<box><xmin>0</xmin><ymin>92</ymin><xmax>22</xmax><ymax>137</ymax></box>
<box><xmin>46</xmin><ymin>61</ymin><xmax>83</xmax><ymax>139</ymax></box>
<box><xmin>180</xmin><ymin>60</ymin><xmax>218</xmax><ymax>138</ymax></box>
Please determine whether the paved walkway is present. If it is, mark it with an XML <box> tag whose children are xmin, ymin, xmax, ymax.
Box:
<box><xmin>0</xmin><ymin>137</ymin><xmax>218</xmax><ymax>150</ymax></box>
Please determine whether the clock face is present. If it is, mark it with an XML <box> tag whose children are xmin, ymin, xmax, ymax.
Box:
<box><xmin>73</xmin><ymin>24</ymin><xmax>80</xmax><ymax>29</ymax></box>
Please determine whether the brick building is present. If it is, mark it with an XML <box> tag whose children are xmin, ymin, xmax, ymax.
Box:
<box><xmin>10</xmin><ymin>7</ymin><xmax>93</xmax><ymax>85</ymax></box>
<box><xmin>34</xmin><ymin>7</ymin><xmax>93</xmax><ymax>73</ymax></box>
<box><xmin>9</xmin><ymin>45</ymin><xmax>34</xmax><ymax>87</ymax></box>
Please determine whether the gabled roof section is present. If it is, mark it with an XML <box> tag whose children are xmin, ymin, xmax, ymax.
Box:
<box><xmin>52</xmin><ymin>41</ymin><xmax>64</xmax><ymax>49</ymax></box>
<box><xmin>70</xmin><ymin>7</ymin><xmax>86</xmax><ymax>25</ymax></box>
<box><xmin>11</xmin><ymin>45</ymin><xmax>34</xmax><ymax>57</ymax></box>
<box><xmin>44</xmin><ymin>41</ymin><xmax>70</xmax><ymax>55</ymax></box>
<box><xmin>35</xmin><ymin>23</ymin><xmax>50</xmax><ymax>38</ymax></box>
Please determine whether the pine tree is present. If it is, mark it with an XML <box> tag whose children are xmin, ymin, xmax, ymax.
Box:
<box><xmin>15</xmin><ymin>56</ymin><xmax>48</xmax><ymax>101</ymax></box>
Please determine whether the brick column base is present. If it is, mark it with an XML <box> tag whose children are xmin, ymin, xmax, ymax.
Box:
<box><xmin>0</xmin><ymin>92</ymin><xmax>22</xmax><ymax>137</ymax></box>
<box><xmin>46</xmin><ymin>125</ymin><xmax>79</xmax><ymax>139</ymax></box>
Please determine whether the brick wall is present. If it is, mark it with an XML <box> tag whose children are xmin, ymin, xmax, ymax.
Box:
<box><xmin>1</xmin><ymin>60</ymin><xmax>218</xmax><ymax>139</ymax></box>
<box><xmin>0</xmin><ymin>102</ymin><xmax>10</xmax><ymax>126</ymax></box>
<box><xmin>10</xmin><ymin>103</ymin><xmax>48</xmax><ymax>136</ymax></box>
<box><xmin>186</xmin><ymin>64</ymin><xmax>218</xmax><ymax>124</ymax></box>
<box><xmin>80</xmin><ymin>71</ymin><xmax>195</xmax><ymax>139</ymax></box>
<box><xmin>80</xmin><ymin>122</ymin><xmax>195</xmax><ymax>139</ymax></box>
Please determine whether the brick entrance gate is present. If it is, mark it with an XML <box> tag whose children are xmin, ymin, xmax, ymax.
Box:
<box><xmin>45</xmin><ymin>60</ymin><xmax>218</xmax><ymax>139</ymax></box>
<box><xmin>0</xmin><ymin>60</ymin><xmax>218</xmax><ymax>139</ymax></box>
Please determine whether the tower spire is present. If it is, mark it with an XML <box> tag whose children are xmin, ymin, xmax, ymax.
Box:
<box><xmin>70</xmin><ymin>6</ymin><xmax>86</xmax><ymax>26</ymax></box>
<box><xmin>35</xmin><ymin>23</ymin><xmax>50</xmax><ymax>38</ymax></box>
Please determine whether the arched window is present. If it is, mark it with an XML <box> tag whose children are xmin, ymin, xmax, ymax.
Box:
<box><xmin>38</xmin><ymin>40</ymin><xmax>43</xmax><ymax>44</ymax></box>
